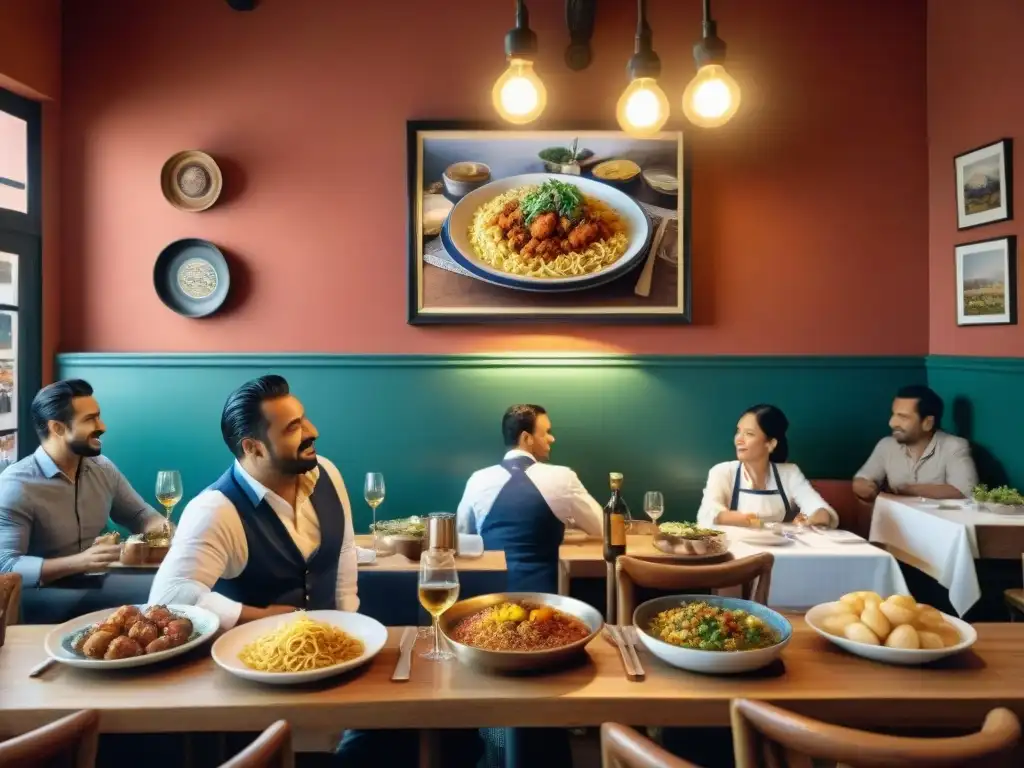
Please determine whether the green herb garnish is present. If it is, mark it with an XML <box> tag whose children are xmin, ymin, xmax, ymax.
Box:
<box><xmin>520</xmin><ymin>179</ymin><xmax>584</xmax><ymax>225</ymax></box>
<box><xmin>972</xmin><ymin>484</ymin><xmax>1024</xmax><ymax>505</ymax></box>
<box><xmin>369</xmin><ymin>516</ymin><xmax>426</xmax><ymax>538</ymax></box>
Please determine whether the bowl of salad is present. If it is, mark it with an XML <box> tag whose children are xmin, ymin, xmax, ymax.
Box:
<box><xmin>634</xmin><ymin>595</ymin><xmax>791</xmax><ymax>674</ymax></box>
<box><xmin>369</xmin><ymin>516</ymin><xmax>427</xmax><ymax>559</ymax></box>
<box><xmin>653</xmin><ymin>522</ymin><xmax>729</xmax><ymax>558</ymax></box>
<box><xmin>972</xmin><ymin>485</ymin><xmax>1024</xmax><ymax>515</ymax></box>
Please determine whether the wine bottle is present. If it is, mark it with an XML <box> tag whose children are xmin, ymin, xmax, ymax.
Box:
<box><xmin>603</xmin><ymin>472</ymin><xmax>629</xmax><ymax>562</ymax></box>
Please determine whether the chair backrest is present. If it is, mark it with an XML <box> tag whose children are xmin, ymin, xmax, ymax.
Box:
<box><xmin>731</xmin><ymin>699</ymin><xmax>1022</xmax><ymax>768</ymax></box>
<box><xmin>218</xmin><ymin>721</ymin><xmax>293</xmax><ymax>768</ymax></box>
<box><xmin>601</xmin><ymin>723</ymin><xmax>702</xmax><ymax>768</ymax></box>
<box><xmin>0</xmin><ymin>572</ymin><xmax>21</xmax><ymax>646</ymax></box>
<box><xmin>810</xmin><ymin>479</ymin><xmax>869</xmax><ymax>538</ymax></box>
<box><xmin>0</xmin><ymin>710</ymin><xmax>99</xmax><ymax>768</ymax></box>
<box><xmin>617</xmin><ymin>553</ymin><xmax>774</xmax><ymax>625</ymax></box>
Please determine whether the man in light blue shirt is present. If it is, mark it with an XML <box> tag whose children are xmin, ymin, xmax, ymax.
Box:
<box><xmin>0</xmin><ymin>379</ymin><xmax>165</xmax><ymax>588</ymax></box>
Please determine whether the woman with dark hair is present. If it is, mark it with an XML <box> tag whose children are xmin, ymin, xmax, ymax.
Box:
<box><xmin>696</xmin><ymin>404</ymin><xmax>836</xmax><ymax>528</ymax></box>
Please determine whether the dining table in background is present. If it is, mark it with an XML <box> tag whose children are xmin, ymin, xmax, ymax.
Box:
<box><xmin>869</xmin><ymin>495</ymin><xmax>1024</xmax><ymax>617</ymax></box>
<box><xmin>4</xmin><ymin>620</ymin><xmax>1024</xmax><ymax>765</ymax></box>
<box><xmin>558</xmin><ymin>529</ymin><xmax>909</xmax><ymax>611</ymax></box>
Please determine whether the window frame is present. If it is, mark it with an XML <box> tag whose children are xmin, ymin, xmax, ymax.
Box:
<box><xmin>0</xmin><ymin>86</ymin><xmax>44</xmax><ymax>460</ymax></box>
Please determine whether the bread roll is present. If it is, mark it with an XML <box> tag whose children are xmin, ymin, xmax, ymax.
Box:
<box><xmin>916</xmin><ymin>605</ymin><xmax>945</xmax><ymax>628</ymax></box>
<box><xmin>885</xmin><ymin>624</ymin><xmax>920</xmax><ymax>649</ymax></box>
<box><xmin>887</xmin><ymin>594</ymin><xmax>917</xmax><ymax>611</ymax></box>
<box><xmin>822</xmin><ymin>613</ymin><xmax>859</xmax><ymax>636</ymax></box>
<box><xmin>839</xmin><ymin>593</ymin><xmax>865</xmax><ymax>614</ymax></box>
<box><xmin>856</xmin><ymin>591</ymin><xmax>883</xmax><ymax>608</ymax></box>
<box><xmin>817</xmin><ymin>601</ymin><xmax>854</xmax><ymax>617</ymax></box>
<box><xmin>879</xmin><ymin>600</ymin><xmax>916</xmax><ymax>627</ymax></box>
<box><xmin>933</xmin><ymin>622</ymin><xmax>961</xmax><ymax>648</ymax></box>
<box><xmin>918</xmin><ymin>631</ymin><xmax>944</xmax><ymax>650</ymax></box>
<box><xmin>860</xmin><ymin>605</ymin><xmax>891</xmax><ymax>641</ymax></box>
<box><xmin>844</xmin><ymin>622</ymin><xmax>880</xmax><ymax>645</ymax></box>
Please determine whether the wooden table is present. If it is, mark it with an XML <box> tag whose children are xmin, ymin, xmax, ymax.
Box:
<box><xmin>352</xmin><ymin>536</ymin><xmax>506</xmax><ymax>572</ymax></box>
<box><xmin>4</xmin><ymin>622</ymin><xmax>1024</xmax><ymax>737</ymax></box>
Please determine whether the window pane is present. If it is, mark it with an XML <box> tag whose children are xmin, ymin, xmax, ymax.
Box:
<box><xmin>0</xmin><ymin>110</ymin><xmax>28</xmax><ymax>214</ymax></box>
<box><xmin>0</xmin><ymin>310</ymin><xmax>16</xmax><ymax>432</ymax></box>
<box><xmin>0</xmin><ymin>251</ymin><xmax>17</xmax><ymax>307</ymax></box>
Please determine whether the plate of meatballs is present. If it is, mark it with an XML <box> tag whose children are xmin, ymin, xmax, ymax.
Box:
<box><xmin>44</xmin><ymin>604</ymin><xmax>219</xmax><ymax>669</ymax></box>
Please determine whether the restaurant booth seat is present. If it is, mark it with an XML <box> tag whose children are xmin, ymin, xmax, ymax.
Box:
<box><xmin>730</xmin><ymin>699</ymin><xmax>1022</xmax><ymax>767</ymax></box>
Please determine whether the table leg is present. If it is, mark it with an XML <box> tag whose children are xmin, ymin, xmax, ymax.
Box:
<box><xmin>419</xmin><ymin>729</ymin><xmax>441</xmax><ymax>768</ymax></box>
<box><xmin>558</xmin><ymin>560</ymin><xmax>569</xmax><ymax>596</ymax></box>
<box><xmin>606</xmin><ymin>561</ymin><xmax>616</xmax><ymax>623</ymax></box>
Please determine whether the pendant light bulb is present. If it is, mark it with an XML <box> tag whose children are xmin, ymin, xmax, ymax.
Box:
<box><xmin>682</xmin><ymin>63</ymin><xmax>741</xmax><ymax>128</ymax></box>
<box><xmin>616</xmin><ymin>77</ymin><xmax>670</xmax><ymax>137</ymax></box>
<box><xmin>492</xmin><ymin>58</ymin><xmax>547</xmax><ymax>125</ymax></box>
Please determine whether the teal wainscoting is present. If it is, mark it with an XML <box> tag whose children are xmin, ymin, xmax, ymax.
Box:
<box><xmin>927</xmin><ymin>355</ymin><xmax>1023</xmax><ymax>489</ymax></box>
<box><xmin>56</xmin><ymin>354</ymin><xmax>924</xmax><ymax>531</ymax></box>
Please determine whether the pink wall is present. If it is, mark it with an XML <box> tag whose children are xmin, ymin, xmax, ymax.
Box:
<box><xmin>61</xmin><ymin>0</ymin><xmax>929</xmax><ymax>355</ymax></box>
<box><xmin>0</xmin><ymin>0</ymin><xmax>60</xmax><ymax>381</ymax></box>
<box><xmin>928</xmin><ymin>0</ymin><xmax>1023</xmax><ymax>357</ymax></box>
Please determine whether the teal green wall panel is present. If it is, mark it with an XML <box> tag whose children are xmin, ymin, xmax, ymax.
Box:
<box><xmin>927</xmin><ymin>356</ymin><xmax>1023</xmax><ymax>489</ymax></box>
<box><xmin>56</xmin><ymin>354</ymin><xmax>924</xmax><ymax>531</ymax></box>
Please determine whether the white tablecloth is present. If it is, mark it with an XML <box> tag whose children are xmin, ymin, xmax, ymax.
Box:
<box><xmin>720</xmin><ymin>526</ymin><xmax>909</xmax><ymax>610</ymax></box>
<box><xmin>868</xmin><ymin>495</ymin><xmax>1024</xmax><ymax>616</ymax></box>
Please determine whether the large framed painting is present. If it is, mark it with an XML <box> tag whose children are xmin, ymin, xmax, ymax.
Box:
<box><xmin>407</xmin><ymin>121</ymin><xmax>691</xmax><ymax>324</ymax></box>
<box><xmin>954</xmin><ymin>139</ymin><xmax>1013</xmax><ymax>230</ymax></box>
<box><xmin>955</xmin><ymin>236</ymin><xmax>1017</xmax><ymax>326</ymax></box>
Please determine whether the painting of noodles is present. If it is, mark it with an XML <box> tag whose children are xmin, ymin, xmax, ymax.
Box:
<box><xmin>407</xmin><ymin>122</ymin><xmax>690</xmax><ymax>324</ymax></box>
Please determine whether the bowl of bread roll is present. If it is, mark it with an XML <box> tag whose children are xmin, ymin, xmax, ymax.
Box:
<box><xmin>805</xmin><ymin>591</ymin><xmax>976</xmax><ymax>665</ymax></box>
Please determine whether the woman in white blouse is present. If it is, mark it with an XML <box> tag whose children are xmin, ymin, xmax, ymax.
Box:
<box><xmin>696</xmin><ymin>404</ymin><xmax>837</xmax><ymax>528</ymax></box>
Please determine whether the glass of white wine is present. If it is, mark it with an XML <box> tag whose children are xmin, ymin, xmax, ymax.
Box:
<box><xmin>155</xmin><ymin>470</ymin><xmax>183</xmax><ymax>538</ymax></box>
<box><xmin>418</xmin><ymin>548</ymin><xmax>459</xmax><ymax>661</ymax></box>
<box><xmin>644</xmin><ymin>491</ymin><xmax>664</xmax><ymax>529</ymax></box>
<box><xmin>364</xmin><ymin>472</ymin><xmax>386</xmax><ymax>552</ymax></box>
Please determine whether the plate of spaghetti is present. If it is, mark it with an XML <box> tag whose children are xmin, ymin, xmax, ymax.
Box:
<box><xmin>211</xmin><ymin>610</ymin><xmax>387</xmax><ymax>684</ymax></box>
<box><xmin>440</xmin><ymin>173</ymin><xmax>652</xmax><ymax>292</ymax></box>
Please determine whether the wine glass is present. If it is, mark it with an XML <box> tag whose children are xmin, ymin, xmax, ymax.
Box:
<box><xmin>644</xmin><ymin>491</ymin><xmax>664</xmax><ymax>529</ymax></box>
<box><xmin>364</xmin><ymin>472</ymin><xmax>386</xmax><ymax>552</ymax></box>
<box><xmin>155</xmin><ymin>470</ymin><xmax>182</xmax><ymax>538</ymax></box>
<box><xmin>418</xmin><ymin>548</ymin><xmax>459</xmax><ymax>661</ymax></box>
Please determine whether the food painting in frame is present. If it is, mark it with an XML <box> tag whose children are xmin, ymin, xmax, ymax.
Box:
<box><xmin>955</xmin><ymin>236</ymin><xmax>1016</xmax><ymax>326</ymax></box>
<box><xmin>407</xmin><ymin>122</ymin><xmax>691</xmax><ymax>324</ymax></box>
<box><xmin>954</xmin><ymin>139</ymin><xmax>1013</xmax><ymax>230</ymax></box>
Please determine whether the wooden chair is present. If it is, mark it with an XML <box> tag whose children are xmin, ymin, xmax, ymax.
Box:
<box><xmin>601</xmin><ymin>723</ymin><xmax>702</xmax><ymax>768</ymax></box>
<box><xmin>810</xmin><ymin>479</ymin><xmax>869</xmax><ymax>539</ymax></box>
<box><xmin>1005</xmin><ymin>589</ymin><xmax>1024</xmax><ymax>621</ymax></box>
<box><xmin>218</xmin><ymin>721</ymin><xmax>293</xmax><ymax>768</ymax></box>
<box><xmin>731</xmin><ymin>699</ymin><xmax>1021</xmax><ymax>767</ymax></box>
<box><xmin>0</xmin><ymin>572</ymin><xmax>21</xmax><ymax>648</ymax></box>
<box><xmin>0</xmin><ymin>709</ymin><xmax>99</xmax><ymax>767</ymax></box>
<box><xmin>616</xmin><ymin>553</ymin><xmax>774</xmax><ymax>625</ymax></box>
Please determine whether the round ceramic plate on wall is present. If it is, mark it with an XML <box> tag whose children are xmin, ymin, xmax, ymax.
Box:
<box><xmin>153</xmin><ymin>238</ymin><xmax>231</xmax><ymax>317</ymax></box>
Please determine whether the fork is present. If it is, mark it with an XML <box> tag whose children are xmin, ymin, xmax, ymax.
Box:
<box><xmin>621</xmin><ymin>626</ymin><xmax>645</xmax><ymax>678</ymax></box>
<box><xmin>605</xmin><ymin>625</ymin><xmax>640</xmax><ymax>680</ymax></box>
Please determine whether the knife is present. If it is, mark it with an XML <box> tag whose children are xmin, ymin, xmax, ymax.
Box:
<box><xmin>391</xmin><ymin>627</ymin><xmax>417</xmax><ymax>682</ymax></box>
<box><xmin>623</xmin><ymin>626</ymin><xmax>645</xmax><ymax>679</ymax></box>
<box><xmin>606</xmin><ymin>625</ymin><xmax>637</xmax><ymax>679</ymax></box>
<box><xmin>29</xmin><ymin>658</ymin><xmax>57</xmax><ymax>678</ymax></box>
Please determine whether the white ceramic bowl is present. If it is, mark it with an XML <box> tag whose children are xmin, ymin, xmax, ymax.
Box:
<box><xmin>211</xmin><ymin>610</ymin><xmax>387</xmax><ymax>685</ymax></box>
<box><xmin>440</xmin><ymin>172</ymin><xmax>652</xmax><ymax>292</ymax></box>
<box><xmin>805</xmin><ymin>603</ymin><xmax>977</xmax><ymax>665</ymax></box>
<box><xmin>634</xmin><ymin>595</ymin><xmax>791</xmax><ymax>675</ymax></box>
<box><xmin>44</xmin><ymin>604</ymin><xmax>219</xmax><ymax>670</ymax></box>
<box><xmin>983</xmin><ymin>502</ymin><xmax>1024</xmax><ymax>515</ymax></box>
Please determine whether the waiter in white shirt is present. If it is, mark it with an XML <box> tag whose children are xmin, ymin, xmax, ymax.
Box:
<box><xmin>695</xmin><ymin>404</ymin><xmax>838</xmax><ymax>529</ymax></box>
<box><xmin>149</xmin><ymin>374</ymin><xmax>357</xmax><ymax>627</ymax></box>
<box><xmin>457</xmin><ymin>404</ymin><xmax>602</xmax><ymax>595</ymax></box>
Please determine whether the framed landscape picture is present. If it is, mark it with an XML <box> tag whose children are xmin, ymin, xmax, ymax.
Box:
<box><xmin>954</xmin><ymin>139</ymin><xmax>1013</xmax><ymax>230</ymax></box>
<box><xmin>955</xmin><ymin>236</ymin><xmax>1016</xmax><ymax>326</ymax></box>
<box><xmin>406</xmin><ymin>121</ymin><xmax>691</xmax><ymax>324</ymax></box>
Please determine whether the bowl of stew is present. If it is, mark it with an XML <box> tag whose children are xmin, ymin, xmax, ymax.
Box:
<box><xmin>633</xmin><ymin>595</ymin><xmax>791</xmax><ymax>674</ymax></box>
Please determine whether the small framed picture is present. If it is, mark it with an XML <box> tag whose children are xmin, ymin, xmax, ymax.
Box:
<box><xmin>955</xmin><ymin>236</ymin><xmax>1017</xmax><ymax>326</ymax></box>
<box><xmin>954</xmin><ymin>139</ymin><xmax>1013</xmax><ymax>230</ymax></box>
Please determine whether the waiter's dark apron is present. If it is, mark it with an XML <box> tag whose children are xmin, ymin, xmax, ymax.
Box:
<box><xmin>730</xmin><ymin>462</ymin><xmax>796</xmax><ymax>521</ymax></box>
<box><xmin>480</xmin><ymin>456</ymin><xmax>564</xmax><ymax>594</ymax></box>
